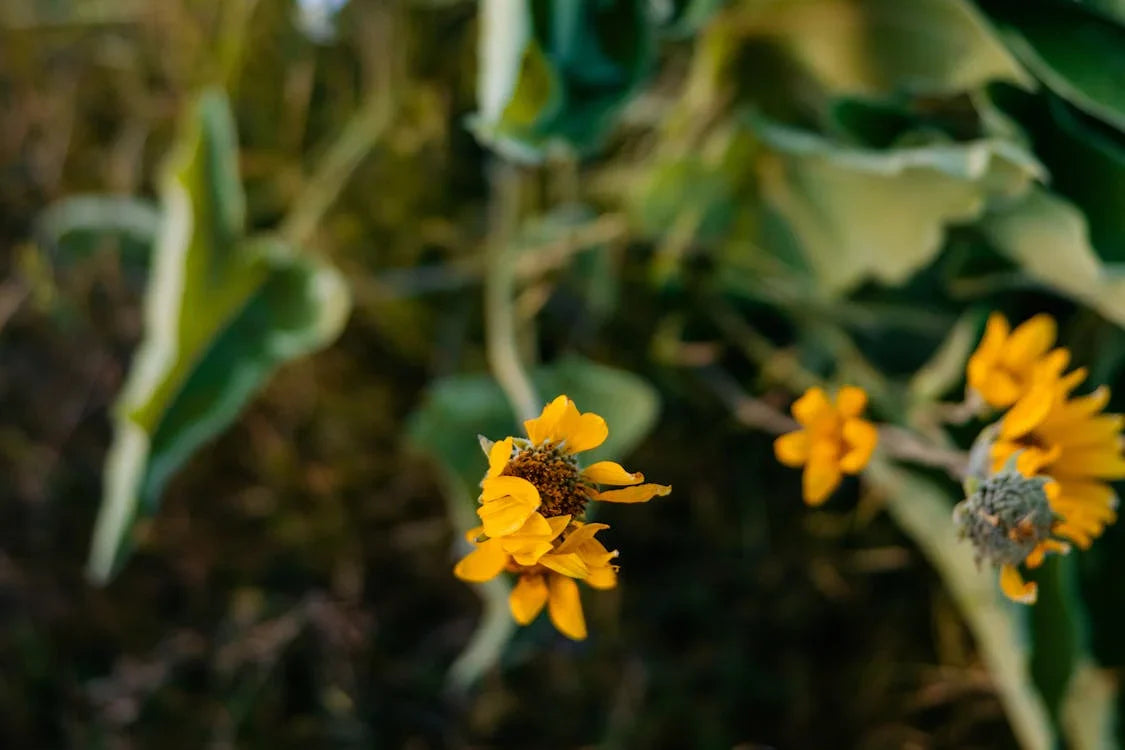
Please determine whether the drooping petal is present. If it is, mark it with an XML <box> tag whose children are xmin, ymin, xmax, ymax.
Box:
<box><xmin>835</xmin><ymin>386</ymin><xmax>868</xmax><ymax>419</ymax></box>
<box><xmin>524</xmin><ymin>395</ymin><xmax>569</xmax><ymax>445</ymax></box>
<box><xmin>592</xmin><ymin>483</ymin><xmax>672</xmax><ymax>503</ymax></box>
<box><xmin>839</xmin><ymin>419</ymin><xmax>878</xmax><ymax>473</ymax></box>
<box><xmin>500</xmin><ymin>512</ymin><xmax>566</xmax><ymax>565</ymax></box>
<box><xmin>539</xmin><ymin>552</ymin><xmax>589</xmax><ymax>578</ymax></box>
<box><xmin>1002</xmin><ymin>314</ymin><xmax>1056</xmax><ymax>370</ymax></box>
<box><xmin>487</xmin><ymin>437</ymin><xmax>514</xmax><ymax>478</ymax></box>
<box><xmin>582</xmin><ymin>461</ymin><xmax>644</xmax><ymax>486</ymax></box>
<box><xmin>453</xmin><ymin>539</ymin><xmax>509</xmax><ymax>582</ymax></box>
<box><xmin>477</xmin><ymin>493</ymin><xmax>540</xmax><ymax>538</ymax></box>
<box><xmin>999</xmin><ymin>564</ymin><xmax>1037</xmax><ymax>604</ymax></box>
<box><xmin>791</xmin><ymin>387</ymin><xmax>832</xmax><ymax>427</ymax></box>
<box><xmin>547</xmin><ymin>575</ymin><xmax>587</xmax><ymax>640</ymax></box>
<box><xmin>481</xmin><ymin>475</ymin><xmax>540</xmax><ymax>505</ymax></box>
<box><xmin>585</xmin><ymin>564</ymin><xmax>618</xmax><ymax>590</ymax></box>
<box><xmin>463</xmin><ymin>525</ymin><xmax>485</xmax><ymax>543</ymax></box>
<box><xmin>552</xmin><ymin>522</ymin><xmax>611</xmax><ymax>555</ymax></box>
<box><xmin>802</xmin><ymin>456</ymin><xmax>842</xmax><ymax>506</ymax></box>
<box><xmin>774</xmin><ymin>430</ymin><xmax>810</xmax><ymax>467</ymax></box>
<box><xmin>509</xmin><ymin>574</ymin><xmax>548</xmax><ymax>624</ymax></box>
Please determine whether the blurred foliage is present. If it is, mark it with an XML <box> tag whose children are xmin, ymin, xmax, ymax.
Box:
<box><xmin>4</xmin><ymin>0</ymin><xmax>1125</xmax><ymax>748</ymax></box>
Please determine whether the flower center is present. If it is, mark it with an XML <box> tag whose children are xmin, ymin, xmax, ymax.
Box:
<box><xmin>954</xmin><ymin>468</ymin><xmax>1056</xmax><ymax>566</ymax></box>
<box><xmin>502</xmin><ymin>445</ymin><xmax>588</xmax><ymax>518</ymax></box>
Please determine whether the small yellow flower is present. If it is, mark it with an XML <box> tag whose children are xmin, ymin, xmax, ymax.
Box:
<box><xmin>454</xmin><ymin>395</ymin><xmax>670</xmax><ymax>640</ymax></box>
<box><xmin>774</xmin><ymin>386</ymin><xmax>878</xmax><ymax>505</ymax></box>
<box><xmin>991</xmin><ymin>370</ymin><xmax>1125</xmax><ymax>551</ymax></box>
<box><xmin>967</xmin><ymin>312</ymin><xmax>1059</xmax><ymax>408</ymax></box>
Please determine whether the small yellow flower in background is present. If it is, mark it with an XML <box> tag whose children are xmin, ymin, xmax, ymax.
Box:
<box><xmin>967</xmin><ymin>312</ymin><xmax>1059</xmax><ymax>408</ymax></box>
<box><xmin>774</xmin><ymin>386</ymin><xmax>878</xmax><ymax>505</ymax></box>
<box><xmin>454</xmin><ymin>395</ymin><xmax>670</xmax><ymax>640</ymax></box>
<box><xmin>960</xmin><ymin>311</ymin><xmax>1125</xmax><ymax>604</ymax></box>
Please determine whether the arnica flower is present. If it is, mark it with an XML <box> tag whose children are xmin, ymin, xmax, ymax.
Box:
<box><xmin>990</xmin><ymin>360</ymin><xmax>1125</xmax><ymax>552</ymax></box>
<box><xmin>454</xmin><ymin>395</ymin><xmax>670</xmax><ymax>640</ymax></box>
<box><xmin>773</xmin><ymin>386</ymin><xmax>878</xmax><ymax>505</ymax></box>
<box><xmin>967</xmin><ymin>312</ymin><xmax>1059</xmax><ymax>408</ymax></box>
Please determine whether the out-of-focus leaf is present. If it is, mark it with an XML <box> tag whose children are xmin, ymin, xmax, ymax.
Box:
<box><xmin>755</xmin><ymin>120</ymin><xmax>1043</xmax><ymax>294</ymax></box>
<box><xmin>747</xmin><ymin>0</ymin><xmax>1030</xmax><ymax>97</ymax></box>
<box><xmin>985</xmin><ymin>2</ymin><xmax>1125</xmax><ymax>134</ymax></box>
<box><xmin>86</xmin><ymin>90</ymin><xmax>351</xmax><ymax>583</ymax></box>
<box><xmin>865</xmin><ymin>459</ymin><xmax>1054</xmax><ymax>750</ymax></box>
<box><xmin>908</xmin><ymin>310</ymin><xmax>982</xmax><ymax>401</ymax></box>
<box><xmin>36</xmin><ymin>195</ymin><xmax>160</xmax><ymax>264</ymax></box>
<box><xmin>981</xmin><ymin>188</ymin><xmax>1125</xmax><ymax>327</ymax></box>
<box><xmin>470</xmin><ymin>0</ymin><xmax>654</xmax><ymax>162</ymax></box>
<box><xmin>407</xmin><ymin>355</ymin><xmax>660</xmax><ymax>687</ymax></box>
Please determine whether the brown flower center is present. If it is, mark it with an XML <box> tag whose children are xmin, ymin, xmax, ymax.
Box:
<box><xmin>502</xmin><ymin>445</ymin><xmax>588</xmax><ymax>518</ymax></box>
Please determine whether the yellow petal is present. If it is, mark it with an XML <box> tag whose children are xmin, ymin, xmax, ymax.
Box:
<box><xmin>803</xmin><ymin>458</ymin><xmax>842</xmax><ymax>506</ymax></box>
<box><xmin>555</xmin><ymin>404</ymin><xmax>609</xmax><ymax>454</ymax></box>
<box><xmin>481</xmin><ymin>475</ymin><xmax>540</xmax><ymax>505</ymax></box>
<box><xmin>839</xmin><ymin>419</ymin><xmax>878</xmax><ymax>473</ymax></box>
<box><xmin>1001</xmin><ymin>387</ymin><xmax>1054</xmax><ymax>440</ymax></box>
<box><xmin>539</xmin><ymin>552</ymin><xmax>589</xmax><ymax>578</ymax></box>
<box><xmin>582</xmin><ymin>461</ymin><xmax>644</xmax><ymax>486</ymax></box>
<box><xmin>976</xmin><ymin>312</ymin><xmax>1010</xmax><ymax>358</ymax></box>
<box><xmin>487</xmin><ymin>437</ymin><xmax>514</xmax><ymax>478</ymax></box>
<box><xmin>509</xmin><ymin>575</ymin><xmax>548</xmax><ymax>624</ymax></box>
<box><xmin>547</xmin><ymin>575</ymin><xmax>587</xmax><ymax>640</ymax></box>
<box><xmin>999</xmin><ymin>564</ymin><xmax>1037</xmax><ymax>604</ymax></box>
<box><xmin>507</xmin><ymin>541</ymin><xmax>555</xmax><ymax>566</ymax></box>
<box><xmin>1051</xmin><ymin>449</ymin><xmax>1125</xmax><ymax>480</ymax></box>
<box><xmin>545</xmin><ymin>514</ymin><xmax>573</xmax><ymax>537</ymax></box>
<box><xmin>463</xmin><ymin>525</ymin><xmax>485</xmax><ymax>543</ymax></box>
<box><xmin>553</xmin><ymin>522</ymin><xmax>611</xmax><ymax>555</ymax></box>
<box><xmin>977</xmin><ymin>368</ymin><xmax>1022</xmax><ymax>408</ymax></box>
<box><xmin>774</xmin><ymin>431</ymin><xmax>810</xmax><ymax>467</ymax></box>
<box><xmin>835</xmin><ymin>386</ymin><xmax>868</xmax><ymax>419</ymax></box>
<box><xmin>477</xmin><ymin>493</ymin><xmax>540</xmax><ymax>538</ymax></box>
<box><xmin>585</xmin><ymin>565</ymin><xmax>618</xmax><ymax>590</ymax></box>
<box><xmin>453</xmin><ymin>539</ymin><xmax>509</xmax><ymax>582</ymax></box>
<box><xmin>500</xmin><ymin>512</ymin><xmax>564</xmax><ymax>565</ymax></box>
<box><xmin>524</xmin><ymin>395</ymin><xmax>569</xmax><ymax>445</ymax></box>
<box><xmin>792</xmin><ymin>387</ymin><xmax>832</xmax><ymax>427</ymax></box>
<box><xmin>592</xmin><ymin>483</ymin><xmax>672</xmax><ymax>503</ymax></box>
<box><xmin>1002</xmin><ymin>314</ymin><xmax>1056</xmax><ymax>370</ymax></box>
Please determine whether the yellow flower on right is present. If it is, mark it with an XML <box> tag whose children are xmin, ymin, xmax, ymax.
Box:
<box><xmin>963</xmin><ymin>312</ymin><xmax>1125</xmax><ymax>604</ymax></box>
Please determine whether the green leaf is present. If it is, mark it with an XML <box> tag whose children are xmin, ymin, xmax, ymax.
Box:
<box><xmin>865</xmin><ymin>459</ymin><xmax>1055</xmax><ymax>750</ymax></box>
<box><xmin>470</xmin><ymin>0</ymin><xmax>655</xmax><ymax>161</ymax></box>
<box><xmin>750</xmin><ymin>0</ymin><xmax>1030</xmax><ymax>97</ymax></box>
<box><xmin>755</xmin><ymin>119</ymin><xmax>1043</xmax><ymax>294</ymax></box>
<box><xmin>980</xmin><ymin>187</ymin><xmax>1125</xmax><ymax>327</ymax></box>
<box><xmin>406</xmin><ymin>356</ymin><xmax>660</xmax><ymax>687</ymax></box>
<box><xmin>35</xmin><ymin>194</ymin><xmax>160</xmax><ymax>266</ymax></box>
<box><xmin>86</xmin><ymin>90</ymin><xmax>350</xmax><ymax>582</ymax></box>
<box><xmin>986</xmin><ymin>2</ymin><xmax>1125</xmax><ymax>133</ymax></box>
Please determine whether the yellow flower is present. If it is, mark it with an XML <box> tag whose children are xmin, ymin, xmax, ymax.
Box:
<box><xmin>967</xmin><ymin>313</ymin><xmax>1059</xmax><ymax>408</ymax></box>
<box><xmin>774</xmin><ymin>386</ymin><xmax>878</xmax><ymax>505</ymax></box>
<box><xmin>454</xmin><ymin>395</ymin><xmax>669</xmax><ymax>639</ymax></box>
<box><xmin>991</xmin><ymin>371</ymin><xmax>1125</xmax><ymax>552</ymax></box>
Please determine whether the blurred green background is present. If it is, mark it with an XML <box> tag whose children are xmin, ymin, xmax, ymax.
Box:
<box><xmin>4</xmin><ymin>0</ymin><xmax>1125</xmax><ymax>747</ymax></box>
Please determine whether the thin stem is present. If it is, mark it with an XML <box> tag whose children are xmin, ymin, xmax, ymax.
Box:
<box><xmin>484</xmin><ymin>160</ymin><xmax>539</xmax><ymax>423</ymax></box>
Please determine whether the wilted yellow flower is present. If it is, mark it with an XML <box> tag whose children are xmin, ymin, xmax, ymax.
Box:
<box><xmin>454</xmin><ymin>395</ymin><xmax>670</xmax><ymax>639</ymax></box>
<box><xmin>967</xmin><ymin>313</ymin><xmax>1059</xmax><ymax>408</ymax></box>
<box><xmin>991</xmin><ymin>369</ymin><xmax>1125</xmax><ymax>551</ymax></box>
<box><xmin>774</xmin><ymin>386</ymin><xmax>878</xmax><ymax>505</ymax></box>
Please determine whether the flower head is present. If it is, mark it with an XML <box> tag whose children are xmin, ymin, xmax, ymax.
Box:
<box><xmin>774</xmin><ymin>386</ymin><xmax>878</xmax><ymax>505</ymax></box>
<box><xmin>454</xmin><ymin>395</ymin><xmax>670</xmax><ymax>640</ymax></box>
<box><xmin>991</xmin><ymin>370</ymin><xmax>1124</xmax><ymax>550</ymax></box>
<box><xmin>967</xmin><ymin>313</ymin><xmax>1059</xmax><ymax>408</ymax></box>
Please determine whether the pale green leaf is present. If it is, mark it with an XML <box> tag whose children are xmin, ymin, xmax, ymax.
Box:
<box><xmin>981</xmin><ymin>188</ymin><xmax>1125</xmax><ymax>327</ymax></box>
<box><xmin>86</xmin><ymin>90</ymin><xmax>351</xmax><ymax>582</ymax></box>
<box><xmin>756</xmin><ymin>120</ymin><xmax>1043</xmax><ymax>293</ymax></box>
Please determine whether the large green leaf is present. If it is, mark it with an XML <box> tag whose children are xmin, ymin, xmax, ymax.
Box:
<box><xmin>407</xmin><ymin>356</ymin><xmax>660</xmax><ymax>687</ymax></box>
<box><xmin>980</xmin><ymin>188</ymin><xmax>1125</xmax><ymax>327</ymax></box>
<box><xmin>748</xmin><ymin>0</ymin><xmax>1029</xmax><ymax>97</ymax></box>
<box><xmin>86</xmin><ymin>90</ymin><xmax>351</xmax><ymax>582</ymax></box>
<box><xmin>470</xmin><ymin>0</ymin><xmax>655</xmax><ymax>161</ymax></box>
<box><xmin>755</xmin><ymin>119</ymin><xmax>1043</xmax><ymax>293</ymax></box>
<box><xmin>985</xmin><ymin>1</ymin><xmax>1125</xmax><ymax>134</ymax></box>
